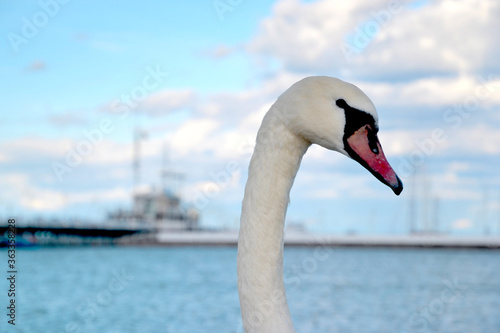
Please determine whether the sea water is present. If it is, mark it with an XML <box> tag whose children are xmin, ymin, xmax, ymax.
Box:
<box><xmin>0</xmin><ymin>246</ymin><xmax>499</xmax><ymax>333</ymax></box>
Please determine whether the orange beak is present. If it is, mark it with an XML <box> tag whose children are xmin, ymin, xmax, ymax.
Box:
<box><xmin>346</xmin><ymin>125</ymin><xmax>403</xmax><ymax>195</ymax></box>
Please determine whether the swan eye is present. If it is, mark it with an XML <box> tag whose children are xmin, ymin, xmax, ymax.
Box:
<box><xmin>367</xmin><ymin>127</ymin><xmax>379</xmax><ymax>154</ymax></box>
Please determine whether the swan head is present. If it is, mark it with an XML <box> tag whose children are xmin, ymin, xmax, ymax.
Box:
<box><xmin>274</xmin><ymin>76</ymin><xmax>403</xmax><ymax>195</ymax></box>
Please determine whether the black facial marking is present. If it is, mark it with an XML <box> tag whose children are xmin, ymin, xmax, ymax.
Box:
<box><xmin>335</xmin><ymin>99</ymin><xmax>377</xmax><ymax>139</ymax></box>
<box><xmin>336</xmin><ymin>98</ymin><xmax>379</xmax><ymax>160</ymax></box>
<box><xmin>335</xmin><ymin>99</ymin><xmax>402</xmax><ymax>194</ymax></box>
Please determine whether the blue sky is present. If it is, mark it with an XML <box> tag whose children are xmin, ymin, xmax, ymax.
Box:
<box><xmin>1</xmin><ymin>0</ymin><xmax>499</xmax><ymax>235</ymax></box>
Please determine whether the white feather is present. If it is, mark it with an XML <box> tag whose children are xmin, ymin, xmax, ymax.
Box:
<box><xmin>237</xmin><ymin>76</ymin><xmax>379</xmax><ymax>332</ymax></box>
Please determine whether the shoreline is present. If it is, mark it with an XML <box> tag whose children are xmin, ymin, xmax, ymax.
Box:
<box><xmin>3</xmin><ymin>230</ymin><xmax>500</xmax><ymax>249</ymax></box>
<box><xmin>116</xmin><ymin>231</ymin><xmax>500</xmax><ymax>249</ymax></box>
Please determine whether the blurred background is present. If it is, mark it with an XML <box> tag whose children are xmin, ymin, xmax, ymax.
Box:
<box><xmin>1</xmin><ymin>1</ymin><xmax>500</xmax><ymax>332</ymax></box>
<box><xmin>1</xmin><ymin>0</ymin><xmax>500</xmax><ymax>235</ymax></box>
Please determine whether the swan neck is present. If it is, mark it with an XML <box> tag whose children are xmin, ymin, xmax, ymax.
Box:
<box><xmin>238</xmin><ymin>120</ymin><xmax>309</xmax><ymax>333</ymax></box>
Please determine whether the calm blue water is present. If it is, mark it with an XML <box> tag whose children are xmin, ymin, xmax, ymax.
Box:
<box><xmin>1</xmin><ymin>246</ymin><xmax>499</xmax><ymax>333</ymax></box>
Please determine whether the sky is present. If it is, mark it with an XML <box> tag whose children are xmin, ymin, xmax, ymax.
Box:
<box><xmin>1</xmin><ymin>0</ymin><xmax>499</xmax><ymax>235</ymax></box>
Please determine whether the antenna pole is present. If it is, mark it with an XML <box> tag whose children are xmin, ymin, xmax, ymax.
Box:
<box><xmin>133</xmin><ymin>128</ymin><xmax>147</xmax><ymax>192</ymax></box>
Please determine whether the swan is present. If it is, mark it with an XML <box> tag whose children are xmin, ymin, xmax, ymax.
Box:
<box><xmin>237</xmin><ymin>76</ymin><xmax>403</xmax><ymax>332</ymax></box>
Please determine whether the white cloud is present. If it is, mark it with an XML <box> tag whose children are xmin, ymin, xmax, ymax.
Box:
<box><xmin>168</xmin><ymin>118</ymin><xmax>220</xmax><ymax>156</ymax></box>
<box><xmin>139</xmin><ymin>89</ymin><xmax>197</xmax><ymax>116</ymax></box>
<box><xmin>0</xmin><ymin>152</ymin><xmax>10</xmax><ymax>162</ymax></box>
<box><xmin>450</xmin><ymin>124</ymin><xmax>500</xmax><ymax>155</ymax></box>
<box><xmin>1</xmin><ymin>136</ymin><xmax>132</xmax><ymax>167</ymax></box>
<box><xmin>48</xmin><ymin>111</ymin><xmax>88</xmax><ymax>127</ymax></box>
<box><xmin>4</xmin><ymin>0</ymin><xmax>498</xmax><ymax>232</ymax></box>
<box><xmin>363</xmin><ymin>0</ymin><xmax>500</xmax><ymax>78</ymax></box>
<box><xmin>155</xmin><ymin>71</ymin><xmax>305</xmax><ymax>161</ymax></box>
<box><xmin>183</xmin><ymin>167</ymin><xmax>243</xmax><ymax>209</ymax></box>
<box><xmin>0</xmin><ymin>136</ymin><xmax>73</xmax><ymax>161</ymax></box>
<box><xmin>378</xmin><ymin>121</ymin><xmax>500</xmax><ymax>159</ymax></box>
<box><xmin>361</xmin><ymin>75</ymin><xmax>500</xmax><ymax>107</ymax></box>
<box><xmin>295</xmin><ymin>168</ymin><xmax>391</xmax><ymax>200</ymax></box>
<box><xmin>247</xmin><ymin>0</ymin><xmax>500</xmax><ymax>80</ymax></box>
<box><xmin>452</xmin><ymin>218</ymin><xmax>472</xmax><ymax>229</ymax></box>
<box><xmin>247</xmin><ymin>0</ymin><xmax>388</xmax><ymax>73</ymax></box>
<box><xmin>406</xmin><ymin>161</ymin><xmax>484</xmax><ymax>201</ymax></box>
<box><xmin>0</xmin><ymin>173</ymin><xmax>66</xmax><ymax>211</ymax></box>
<box><xmin>0</xmin><ymin>172</ymin><xmax>130</xmax><ymax>212</ymax></box>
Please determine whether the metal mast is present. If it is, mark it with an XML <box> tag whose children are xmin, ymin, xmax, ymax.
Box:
<box><xmin>133</xmin><ymin>128</ymin><xmax>148</xmax><ymax>192</ymax></box>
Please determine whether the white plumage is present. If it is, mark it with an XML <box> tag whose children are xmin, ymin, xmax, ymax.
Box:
<box><xmin>237</xmin><ymin>76</ymin><xmax>402</xmax><ymax>333</ymax></box>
